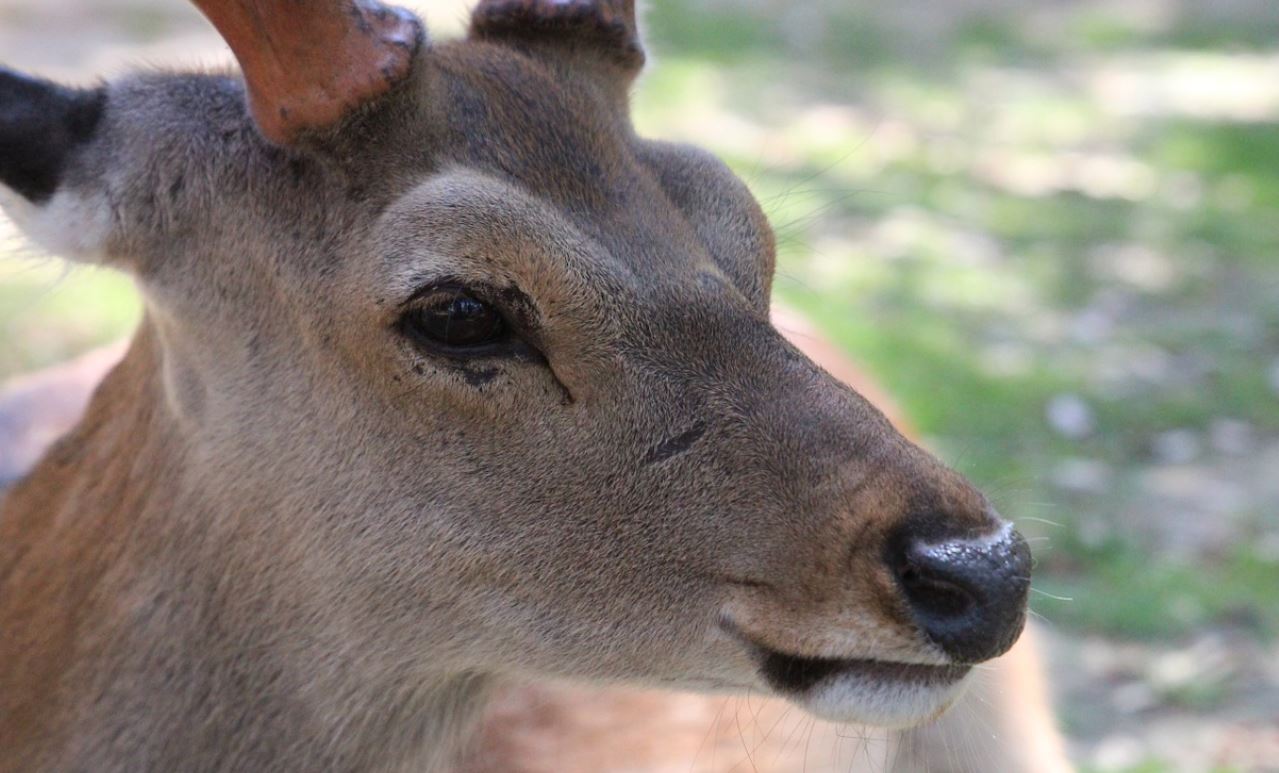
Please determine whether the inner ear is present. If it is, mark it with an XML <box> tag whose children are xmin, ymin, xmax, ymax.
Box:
<box><xmin>0</xmin><ymin>69</ymin><xmax>104</xmax><ymax>204</ymax></box>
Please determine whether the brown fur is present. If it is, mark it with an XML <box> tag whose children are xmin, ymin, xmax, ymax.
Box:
<box><xmin>0</xmin><ymin>330</ymin><xmax>1069</xmax><ymax>772</ymax></box>
<box><xmin>0</xmin><ymin>3</ymin><xmax>1068</xmax><ymax>770</ymax></box>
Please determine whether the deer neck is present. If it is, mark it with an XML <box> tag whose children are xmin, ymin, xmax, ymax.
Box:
<box><xmin>0</xmin><ymin>321</ymin><xmax>495</xmax><ymax>772</ymax></box>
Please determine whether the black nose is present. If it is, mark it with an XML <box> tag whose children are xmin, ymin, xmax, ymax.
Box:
<box><xmin>890</xmin><ymin>524</ymin><xmax>1032</xmax><ymax>663</ymax></box>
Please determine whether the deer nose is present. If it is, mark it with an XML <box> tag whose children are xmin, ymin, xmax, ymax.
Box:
<box><xmin>890</xmin><ymin>523</ymin><xmax>1032</xmax><ymax>664</ymax></box>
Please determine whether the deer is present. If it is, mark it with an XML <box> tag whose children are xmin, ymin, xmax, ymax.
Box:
<box><xmin>0</xmin><ymin>1</ymin><xmax>1071</xmax><ymax>770</ymax></box>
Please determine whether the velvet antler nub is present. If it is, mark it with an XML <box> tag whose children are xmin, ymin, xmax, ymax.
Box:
<box><xmin>189</xmin><ymin>0</ymin><xmax>423</xmax><ymax>144</ymax></box>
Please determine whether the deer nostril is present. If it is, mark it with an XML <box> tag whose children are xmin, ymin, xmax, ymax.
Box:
<box><xmin>890</xmin><ymin>524</ymin><xmax>1032</xmax><ymax>664</ymax></box>
<box><xmin>896</xmin><ymin>564</ymin><xmax>977</xmax><ymax>620</ymax></box>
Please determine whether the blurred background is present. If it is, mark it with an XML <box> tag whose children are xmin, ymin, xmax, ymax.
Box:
<box><xmin>2</xmin><ymin>0</ymin><xmax>1277</xmax><ymax>769</ymax></box>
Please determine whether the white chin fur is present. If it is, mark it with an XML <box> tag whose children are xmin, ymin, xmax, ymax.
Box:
<box><xmin>794</xmin><ymin>669</ymin><xmax>972</xmax><ymax>729</ymax></box>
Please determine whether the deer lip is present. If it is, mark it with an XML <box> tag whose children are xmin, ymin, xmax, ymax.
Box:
<box><xmin>719</xmin><ymin>619</ymin><xmax>969</xmax><ymax>705</ymax></box>
<box><xmin>752</xmin><ymin>645</ymin><xmax>973</xmax><ymax>728</ymax></box>
<box><xmin>755</xmin><ymin>647</ymin><xmax>970</xmax><ymax>695</ymax></box>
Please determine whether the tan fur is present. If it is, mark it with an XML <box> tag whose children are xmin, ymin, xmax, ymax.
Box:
<box><xmin>0</xmin><ymin>3</ymin><xmax>1068</xmax><ymax>770</ymax></box>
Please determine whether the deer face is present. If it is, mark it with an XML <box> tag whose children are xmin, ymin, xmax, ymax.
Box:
<box><xmin>0</xmin><ymin>0</ymin><xmax>1030</xmax><ymax>729</ymax></box>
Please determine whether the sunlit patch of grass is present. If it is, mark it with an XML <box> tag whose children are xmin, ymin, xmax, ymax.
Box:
<box><xmin>1064</xmin><ymin>11</ymin><xmax>1149</xmax><ymax>53</ymax></box>
<box><xmin>643</xmin><ymin>0</ymin><xmax>785</xmax><ymax>63</ymax></box>
<box><xmin>953</xmin><ymin>13</ymin><xmax>1056</xmax><ymax>65</ymax></box>
<box><xmin>1153</xmin><ymin>121</ymin><xmax>1279</xmax><ymax>181</ymax></box>
<box><xmin>1034</xmin><ymin>540</ymin><xmax>1279</xmax><ymax>639</ymax></box>
<box><xmin>1084</xmin><ymin>763</ymin><xmax>1254</xmax><ymax>773</ymax></box>
<box><xmin>1080</xmin><ymin>761</ymin><xmax>1175</xmax><ymax>773</ymax></box>
<box><xmin>0</xmin><ymin>255</ymin><xmax>140</xmax><ymax>380</ymax></box>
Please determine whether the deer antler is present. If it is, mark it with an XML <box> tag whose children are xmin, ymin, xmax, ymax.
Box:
<box><xmin>189</xmin><ymin>0</ymin><xmax>422</xmax><ymax>144</ymax></box>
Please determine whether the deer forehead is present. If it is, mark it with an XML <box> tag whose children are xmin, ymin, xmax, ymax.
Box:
<box><xmin>371</xmin><ymin>168</ymin><xmax>736</xmax><ymax>312</ymax></box>
<box><xmin>378</xmin><ymin>52</ymin><xmax>763</xmax><ymax>277</ymax></box>
<box><xmin>150</xmin><ymin>58</ymin><xmax>758</xmax><ymax>305</ymax></box>
<box><xmin>431</xmin><ymin>43</ymin><xmax>635</xmax><ymax>189</ymax></box>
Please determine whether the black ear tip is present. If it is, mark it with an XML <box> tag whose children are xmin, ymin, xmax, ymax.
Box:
<box><xmin>0</xmin><ymin>67</ymin><xmax>105</xmax><ymax>204</ymax></box>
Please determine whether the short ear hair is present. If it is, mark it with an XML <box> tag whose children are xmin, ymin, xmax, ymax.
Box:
<box><xmin>0</xmin><ymin>69</ymin><xmax>104</xmax><ymax>205</ymax></box>
<box><xmin>469</xmin><ymin>0</ymin><xmax>645</xmax><ymax>92</ymax></box>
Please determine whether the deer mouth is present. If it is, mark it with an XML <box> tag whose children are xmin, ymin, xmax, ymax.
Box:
<box><xmin>758</xmin><ymin>648</ymin><xmax>970</xmax><ymax>694</ymax></box>
<box><xmin>722</xmin><ymin>622</ymin><xmax>971</xmax><ymax>727</ymax></box>
<box><xmin>755</xmin><ymin>645</ymin><xmax>971</xmax><ymax>727</ymax></box>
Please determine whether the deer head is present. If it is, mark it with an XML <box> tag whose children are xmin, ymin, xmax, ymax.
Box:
<box><xmin>0</xmin><ymin>1</ymin><xmax>1032</xmax><ymax>768</ymax></box>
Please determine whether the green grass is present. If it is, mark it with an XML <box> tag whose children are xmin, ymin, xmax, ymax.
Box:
<box><xmin>1082</xmin><ymin>762</ymin><xmax>1246</xmax><ymax>773</ymax></box>
<box><xmin>1035</xmin><ymin>540</ymin><xmax>1279</xmax><ymax>639</ymax></box>
<box><xmin>643</xmin><ymin>0</ymin><xmax>787</xmax><ymax>63</ymax></box>
<box><xmin>1080</xmin><ymin>762</ymin><xmax>1176</xmax><ymax>773</ymax></box>
<box><xmin>0</xmin><ymin>258</ymin><xmax>140</xmax><ymax>379</ymax></box>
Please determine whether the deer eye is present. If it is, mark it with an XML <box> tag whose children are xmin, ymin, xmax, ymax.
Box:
<box><xmin>400</xmin><ymin>287</ymin><xmax>508</xmax><ymax>351</ymax></box>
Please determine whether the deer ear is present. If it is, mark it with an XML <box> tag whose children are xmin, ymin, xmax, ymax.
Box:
<box><xmin>0</xmin><ymin>68</ymin><xmax>112</xmax><ymax>262</ymax></box>
<box><xmin>469</xmin><ymin>0</ymin><xmax>644</xmax><ymax>81</ymax></box>
<box><xmin>0</xmin><ymin>70</ymin><xmax>104</xmax><ymax>205</ymax></box>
